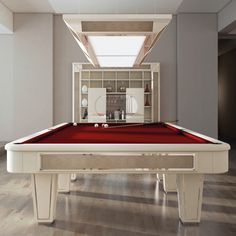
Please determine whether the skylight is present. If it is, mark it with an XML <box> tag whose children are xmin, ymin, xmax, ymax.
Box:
<box><xmin>88</xmin><ymin>36</ymin><xmax>145</xmax><ymax>67</ymax></box>
<box><xmin>63</xmin><ymin>14</ymin><xmax>172</xmax><ymax>68</ymax></box>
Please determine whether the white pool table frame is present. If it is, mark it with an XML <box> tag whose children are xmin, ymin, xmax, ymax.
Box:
<box><xmin>5</xmin><ymin>123</ymin><xmax>230</xmax><ymax>224</ymax></box>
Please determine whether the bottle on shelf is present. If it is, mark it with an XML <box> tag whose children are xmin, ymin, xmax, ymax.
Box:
<box><xmin>119</xmin><ymin>81</ymin><xmax>126</xmax><ymax>92</ymax></box>
<box><xmin>109</xmin><ymin>112</ymin><xmax>112</xmax><ymax>120</ymax></box>
<box><xmin>145</xmin><ymin>94</ymin><xmax>150</xmax><ymax>106</ymax></box>
<box><xmin>121</xmin><ymin>110</ymin><xmax>125</xmax><ymax>120</ymax></box>
<box><xmin>145</xmin><ymin>83</ymin><xmax>150</xmax><ymax>92</ymax></box>
<box><xmin>82</xmin><ymin>108</ymin><xmax>88</xmax><ymax>119</ymax></box>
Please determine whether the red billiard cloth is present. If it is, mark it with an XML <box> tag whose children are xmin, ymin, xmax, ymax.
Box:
<box><xmin>22</xmin><ymin>123</ymin><xmax>212</xmax><ymax>144</ymax></box>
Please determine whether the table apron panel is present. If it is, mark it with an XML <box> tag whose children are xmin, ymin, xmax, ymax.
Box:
<box><xmin>40</xmin><ymin>153</ymin><xmax>195</xmax><ymax>171</ymax></box>
<box><xmin>7</xmin><ymin>150</ymin><xmax>228</xmax><ymax>174</ymax></box>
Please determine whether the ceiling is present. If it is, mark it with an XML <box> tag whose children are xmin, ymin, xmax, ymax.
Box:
<box><xmin>0</xmin><ymin>0</ymin><xmax>54</xmax><ymax>13</ymax></box>
<box><xmin>178</xmin><ymin>0</ymin><xmax>231</xmax><ymax>13</ymax></box>
<box><xmin>0</xmin><ymin>0</ymin><xmax>232</xmax><ymax>14</ymax></box>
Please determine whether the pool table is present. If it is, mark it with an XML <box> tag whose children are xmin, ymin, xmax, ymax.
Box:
<box><xmin>5</xmin><ymin>122</ymin><xmax>230</xmax><ymax>224</ymax></box>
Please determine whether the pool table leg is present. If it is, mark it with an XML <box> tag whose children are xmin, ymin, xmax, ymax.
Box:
<box><xmin>176</xmin><ymin>174</ymin><xmax>204</xmax><ymax>223</ymax></box>
<box><xmin>31</xmin><ymin>174</ymin><xmax>58</xmax><ymax>223</ymax></box>
<box><xmin>163</xmin><ymin>174</ymin><xmax>177</xmax><ymax>193</ymax></box>
<box><xmin>58</xmin><ymin>174</ymin><xmax>70</xmax><ymax>193</ymax></box>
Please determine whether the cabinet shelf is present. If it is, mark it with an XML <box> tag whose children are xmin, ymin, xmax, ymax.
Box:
<box><xmin>107</xmin><ymin>92</ymin><xmax>126</xmax><ymax>95</ymax></box>
<box><xmin>73</xmin><ymin>63</ymin><xmax>160</xmax><ymax>124</ymax></box>
<box><xmin>104</xmin><ymin>79</ymin><xmax>129</xmax><ymax>81</ymax></box>
<box><xmin>107</xmin><ymin>119</ymin><xmax>126</xmax><ymax>123</ymax></box>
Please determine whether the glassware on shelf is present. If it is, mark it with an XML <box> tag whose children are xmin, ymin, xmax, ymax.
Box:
<box><xmin>81</xmin><ymin>85</ymin><xmax>88</xmax><ymax>93</ymax></box>
<box><xmin>81</xmin><ymin>98</ymin><xmax>88</xmax><ymax>107</ymax></box>
<box><xmin>106</xmin><ymin>86</ymin><xmax>113</xmax><ymax>92</ymax></box>
<box><xmin>114</xmin><ymin>110</ymin><xmax>120</xmax><ymax>120</ymax></box>
<box><xmin>106</xmin><ymin>81</ymin><xmax>113</xmax><ymax>92</ymax></box>
<box><xmin>119</xmin><ymin>87</ymin><xmax>126</xmax><ymax>92</ymax></box>
<box><xmin>119</xmin><ymin>81</ymin><xmax>126</xmax><ymax>92</ymax></box>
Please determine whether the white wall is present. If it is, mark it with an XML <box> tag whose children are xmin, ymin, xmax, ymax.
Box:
<box><xmin>0</xmin><ymin>35</ymin><xmax>14</xmax><ymax>140</ymax></box>
<box><xmin>12</xmin><ymin>14</ymin><xmax>53</xmax><ymax>139</ymax></box>
<box><xmin>177</xmin><ymin>14</ymin><xmax>218</xmax><ymax>138</ymax></box>
<box><xmin>0</xmin><ymin>2</ymin><xmax>13</xmax><ymax>34</ymax></box>
<box><xmin>0</xmin><ymin>14</ymin><xmax>53</xmax><ymax>140</ymax></box>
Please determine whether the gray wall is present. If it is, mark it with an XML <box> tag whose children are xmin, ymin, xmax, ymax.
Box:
<box><xmin>53</xmin><ymin>15</ymin><xmax>177</xmax><ymax>124</ymax></box>
<box><xmin>177</xmin><ymin>14</ymin><xmax>218</xmax><ymax>138</ymax></box>
<box><xmin>218</xmin><ymin>0</ymin><xmax>236</xmax><ymax>32</ymax></box>
<box><xmin>54</xmin><ymin>14</ymin><xmax>218</xmax><ymax>137</ymax></box>
<box><xmin>53</xmin><ymin>15</ymin><xmax>87</xmax><ymax>124</ymax></box>
<box><xmin>146</xmin><ymin>16</ymin><xmax>177</xmax><ymax>122</ymax></box>
<box><xmin>0</xmin><ymin>14</ymin><xmax>53</xmax><ymax>140</ymax></box>
<box><xmin>53</xmin><ymin>14</ymin><xmax>219</xmax><ymax>137</ymax></box>
<box><xmin>218</xmin><ymin>48</ymin><xmax>236</xmax><ymax>139</ymax></box>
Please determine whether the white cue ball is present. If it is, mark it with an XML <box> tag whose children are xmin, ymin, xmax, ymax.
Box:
<box><xmin>73</xmin><ymin>123</ymin><xmax>77</xmax><ymax>126</ymax></box>
<box><xmin>104</xmin><ymin>124</ymin><xmax>109</xmax><ymax>128</ymax></box>
<box><xmin>94</xmin><ymin>123</ymin><xmax>99</xmax><ymax>127</ymax></box>
<box><xmin>102</xmin><ymin>123</ymin><xmax>105</xmax><ymax>127</ymax></box>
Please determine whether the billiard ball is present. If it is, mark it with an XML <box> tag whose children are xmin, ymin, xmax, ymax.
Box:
<box><xmin>73</xmin><ymin>123</ymin><xmax>77</xmax><ymax>126</ymax></box>
<box><xmin>104</xmin><ymin>124</ymin><xmax>109</xmax><ymax>128</ymax></box>
<box><xmin>94</xmin><ymin>123</ymin><xmax>99</xmax><ymax>127</ymax></box>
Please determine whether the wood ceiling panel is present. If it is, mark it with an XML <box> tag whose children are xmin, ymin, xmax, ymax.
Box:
<box><xmin>81</xmin><ymin>21</ymin><xmax>153</xmax><ymax>33</ymax></box>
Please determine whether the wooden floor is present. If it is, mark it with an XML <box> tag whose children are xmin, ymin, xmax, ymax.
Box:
<box><xmin>0</xmin><ymin>145</ymin><xmax>236</xmax><ymax>236</ymax></box>
<box><xmin>0</xmin><ymin>142</ymin><xmax>6</xmax><ymax>156</ymax></box>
